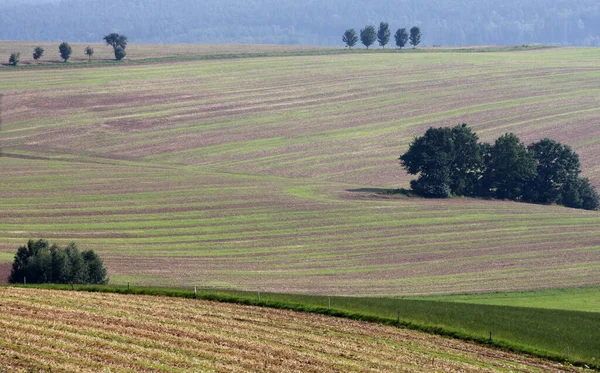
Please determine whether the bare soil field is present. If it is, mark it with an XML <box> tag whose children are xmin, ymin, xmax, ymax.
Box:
<box><xmin>0</xmin><ymin>46</ymin><xmax>599</xmax><ymax>295</ymax></box>
<box><xmin>0</xmin><ymin>287</ymin><xmax>588</xmax><ymax>373</ymax></box>
<box><xmin>0</xmin><ymin>263</ymin><xmax>10</xmax><ymax>283</ymax></box>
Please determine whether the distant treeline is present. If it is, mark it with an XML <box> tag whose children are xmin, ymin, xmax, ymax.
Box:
<box><xmin>400</xmin><ymin>124</ymin><xmax>599</xmax><ymax>210</ymax></box>
<box><xmin>0</xmin><ymin>0</ymin><xmax>598</xmax><ymax>46</ymax></box>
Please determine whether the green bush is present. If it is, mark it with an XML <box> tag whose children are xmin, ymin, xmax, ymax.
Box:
<box><xmin>58</xmin><ymin>42</ymin><xmax>72</xmax><ymax>62</ymax></box>
<box><xmin>33</xmin><ymin>46</ymin><xmax>44</xmax><ymax>61</ymax></box>
<box><xmin>114</xmin><ymin>46</ymin><xmax>126</xmax><ymax>61</ymax></box>
<box><xmin>8</xmin><ymin>52</ymin><xmax>20</xmax><ymax>66</ymax></box>
<box><xmin>9</xmin><ymin>239</ymin><xmax>108</xmax><ymax>285</ymax></box>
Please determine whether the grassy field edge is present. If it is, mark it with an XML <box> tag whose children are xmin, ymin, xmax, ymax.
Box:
<box><xmin>0</xmin><ymin>44</ymin><xmax>554</xmax><ymax>70</ymax></box>
<box><xmin>4</xmin><ymin>284</ymin><xmax>597</xmax><ymax>370</ymax></box>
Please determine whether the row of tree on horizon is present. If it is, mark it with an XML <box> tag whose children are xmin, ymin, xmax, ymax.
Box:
<box><xmin>6</xmin><ymin>33</ymin><xmax>129</xmax><ymax>65</ymax></box>
<box><xmin>343</xmin><ymin>23</ymin><xmax>421</xmax><ymax>49</ymax></box>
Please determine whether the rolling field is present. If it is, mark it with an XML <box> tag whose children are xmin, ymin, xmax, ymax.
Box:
<box><xmin>1</xmin><ymin>47</ymin><xmax>600</xmax><ymax>295</ymax></box>
<box><xmin>0</xmin><ymin>287</ymin><xmax>590</xmax><ymax>372</ymax></box>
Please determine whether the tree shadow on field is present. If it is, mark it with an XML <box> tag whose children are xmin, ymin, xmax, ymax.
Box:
<box><xmin>346</xmin><ymin>188</ymin><xmax>413</xmax><ymax>197</ymax></box>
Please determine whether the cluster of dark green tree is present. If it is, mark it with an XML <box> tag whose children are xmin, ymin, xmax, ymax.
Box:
<box><xmin>1</xmin><ymin>0</ymin><xmax>598</xmax><ymax>46</ymax></box>
<box><xmin>400</xmin><ymin>124</ymin><xmax>599</xmax><ymax>210</ymax></box>
<box><xmin>343</xmin><ymin>23</ymin><xmax>420</xmax><ymax>49</ymax></box>
<box><xmin>9</xmin><ymin>239</ymin><xmax>109</xmax><ymax>285</ymax></box>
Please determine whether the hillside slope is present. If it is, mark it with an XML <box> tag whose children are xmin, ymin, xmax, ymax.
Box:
<box><xmin>1</xmin><ymin>47</ymin><xmax>599</xmax><ymax>295</ymax></box>
<box><xmin>0</xmin><ymin>287</ymin><xmax>588</xmax><ymax>372</ymax></box>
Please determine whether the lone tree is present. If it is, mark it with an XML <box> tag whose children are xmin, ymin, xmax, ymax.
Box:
<box><xmin>33</xmin><ymin>46</ymin><xmax>44</xmax><ymax>62</ymax></box>
<box><xmin>409</xmin><ymin>26</ymin><xmax>422</xmax><ymax>48</ymax></box>
<box><xmin>8</xmin><ymin>52</ymin><xmax>20</xmax><ymax>66</ymax></box>
<box><xmin>58</xmin><ymin>42</ymin><xmax>72</xmax><ymax>62</ymax></box>
<box><xmin>377</xmin><ymin>21</ymin><xmax>391</xmax><ymax>48</ymax></box>
<box><xmin>9</xmin><ymin>239</ymin><xmax>109</xmax><ymax>285</ymax></box>
<box><xmin>394</xmin><ymin>28</ymin><xmax>409</xmax><ymax>48</ymax></box>
<box><xmin>342</xmin><ymin>29</ymin><xmax>359</xmax><ymax>49</ymax></box>
<box><xmin>103</xmin><ymin>33</ymin><xmax>128</xmax><ymax>60</ymax></box>
<box><xmin>360</xmin><ymin>25</ymin><xmax>377</xmax><ymax>49</ymax></box>
<box><xmin>84</xmin><ymin>46</ymin><xmax>94</xmax><ymax>62</ymax></box>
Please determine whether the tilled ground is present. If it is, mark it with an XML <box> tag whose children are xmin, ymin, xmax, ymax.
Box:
<box><xmin>1</xmin><ymin>48</ymin><xmax>599</xmax><ymax>295</ymax></box>
<box><xmin>0</xmin><ymin>263</ymin><xmax>10</xmax><ymax>283</ymax></box>
<box><xmin>0</xmin><ymin>287</ymin><xmax>590</xmax><ymax>373</ymax></box>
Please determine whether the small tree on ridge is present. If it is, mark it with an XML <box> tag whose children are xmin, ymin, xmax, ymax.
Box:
<box><xmin>409</xmin><ymin>26</ymin><xmax>422</xmax><ymax>48</ymax></box>
<box><xmin>343</xmin><ymin>29</ymin><xmax>359</xmax><ymax>49</ymax></box>
<box><xmin>377</xmin><ymin>21</ymin><xmax>391</xmax><ymax>48</ymax></box>
<box><xmin>84</xmin><ymin>46</ymin><xmax>94</xmax><ymax>62</ymax></box>
<box><xmin>33</xmin><ymin>46</ymin><xmax>44</xmax><ymax>62</ymax></box>
<box><xmin>8</xmin><ymin>52</ymin><xmax>20</xmax><ymax>66</ymax></box>
<box><xmin>104</xmin><ymin>33</ymin><xmax>128</xmax><ymax>60</ymax></box>
<box><xmin>395</xmin><ymin>28</ymin><xmax>409</xmax><ymax>48</ymax></box>
<box><xmin>360</xmin><ymin>25</ymin><xmax>377</xmax><ymax>49</ymax></box>
<box><xmin>58</xmin><ymin>42</ymin><xmax>72</xmax><ymax>62</ymax></box>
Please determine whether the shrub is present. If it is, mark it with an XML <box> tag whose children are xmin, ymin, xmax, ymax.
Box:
<box><xmin>59</xmin><ymin>42</ymin><xmax>72</xmax><ymax>62</ymax></box>
<box><xmin>33</xmin><ymin>46</ymin><xmax>44</xmax><ymax>61</ymax></box>
<box><xmin>8</xmin><ymin>52</ymin><xmax>20</xmax><ymax>66</ymax></box>
<box><xmin>114</xmin><ymin>46</ymin><xmax>126</xmax><ymax>61</ymax></box>
<box><xmin>84</xmin><ymin>46</ymin><xmax>94</xmax><ymax>61</ymax></box>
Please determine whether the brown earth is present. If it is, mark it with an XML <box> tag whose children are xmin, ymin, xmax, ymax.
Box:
<box><xmin>0</xmin><ymin>263</ymin><xmax>10</xmax><ymax>283</ymax></box>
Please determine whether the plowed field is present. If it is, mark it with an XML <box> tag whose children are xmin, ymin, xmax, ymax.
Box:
<box><xmin>1</xmin><ymin>47</ymin><xmax>599</xmax><ymax>295</ymax></box>
<box><xmin>0</xmin><ymin>287</ymin><xmax>588</xmax><ymax>372</ymax></box>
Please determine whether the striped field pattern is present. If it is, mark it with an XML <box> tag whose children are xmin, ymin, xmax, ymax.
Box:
<box><xmin>0</xmin><ymin>287</ymin><xmax>588</xmax><ymax>372</ymax></box>
<box><xmin>1</xmin><ymin>47</ymin><xmax>599</xmax><ymax>295</ymax></box>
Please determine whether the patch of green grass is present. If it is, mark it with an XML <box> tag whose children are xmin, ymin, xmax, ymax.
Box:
<box><xmin>11</xmin><ymin>284</ymin><xmax>598</xmax><ymax>369</ymax></box>
<box><xmin>0</xmin><ymin>252</ymin><xmax>14</xmax><ymax>263</ymax></box>
<box><xmin>411</xmin><ymin>287</ymin><xmax>600</xmax><ymax>313</ymax></box>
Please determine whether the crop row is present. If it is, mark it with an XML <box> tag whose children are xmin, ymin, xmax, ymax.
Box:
<box><xmin>0</xmin><ymin>287</ymin><xmax>587</xmax><ymax>372</ymax></box>
<box><xmin>1</xmin><ymin>48</ymin><xmax>599</xmax><ymax>295</ymax></box>
<box><xmin>1</xmin><ymin>155</ymin><xmax>599</xmax><ymax>294</ymax></box>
